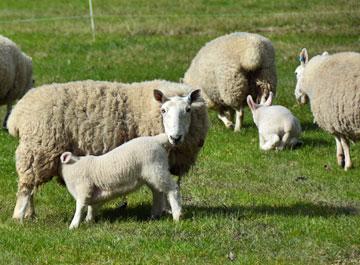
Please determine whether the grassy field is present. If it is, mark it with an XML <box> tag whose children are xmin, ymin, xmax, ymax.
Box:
<box><xmin>0</xmin><ymin>0</ymin><xmax>360</xmax><ymax>264</ymax></box>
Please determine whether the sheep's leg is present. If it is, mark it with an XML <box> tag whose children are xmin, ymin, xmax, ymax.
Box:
<box><xmin>12</xmin><ymin>185</ymin><xmax>33</xmax><ymax>221</ymax></box>
<box><xmin>217</xmin><ymin>107</ymin><xmax>234</xmax><ymax>129</ymax></box>
<box><xmin>261</xmin><ymin>134</ymin><xmax>280</xmax><ymax>151</ymax></box>
<box><xmin>335</xmin><ymin>136</ymin><xmax>345</xmax><ymax>167</ymax></box>
<box><xmin>2</xmin><ymin>102</ymin><xmax>12</xmax><ymax>129</ymax></box>
<box><xmin>340</xmin><ymin>137</ymin><xmax>352</xmax><ymax>171</ymax></box>
<box><xmin>24</xmin><ymin>194</ymin><xmax>35</xmax><ymax>219</ymax></box>
<box><xmin>69</xmin><ymin>200</ymin><xmax>86</xmax><ymax>229</ymax></box>
<box><xmin>234</xmin><ymin>107</ymin><xmax>244</xmax><ymax>132</ymax></box>
<box><xmin>277</xmin><ymin>132</ymin><xmax>291</xmax><ymax>150</ymax></box>
<box><xmin>151</xmin><ymin>190</ymin><xmax>165</xmax><ymax>219</ymax></box>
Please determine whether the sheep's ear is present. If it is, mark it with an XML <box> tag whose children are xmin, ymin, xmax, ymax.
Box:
<box><xmin>247</xmin><ymin>95</ymin><xmax>257</xmax><ymax>111</ymax></box>
<box><xmin>299</xmin><ymin>48</ymin><xmax>308</xmax><ymax>65</ymax></box>
<box><xmin>188</xmin><ymin>89</ymin><xmax>201</xmax><ymax>104</ymax></box>
<box><xmin>264</xmin><ymin>92</ymin><xmax>273</xmax><ymax>106</ymax></box>
<box><xmin>153</xmin><ymin>89</ymin><xmax>168</xmax><ymax>103</ymax></box>
<box><xmin>60</xmin><ymin>152</ymin><xmax>73</xmax><ymax>164</ymax></box>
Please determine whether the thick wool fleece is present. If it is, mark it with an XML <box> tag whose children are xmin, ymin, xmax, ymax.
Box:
<box><xmin>0</xmin><ymin>35</ymin><xmax>32</xmax><ymax>106</ymax></box>
<box><xmin>300</xmin><ymin>52</ymin><xmax>360</xmax><ymax>140</ymax></box>
<box><xmin>7</xmin><ymin>80</ymin><xmax>209</xmax><ymax>191</ymax></box>
<box><xmin>183</xmin><ymin>32</ymin><xmax>277</xmax><ymax>110</ymax></box>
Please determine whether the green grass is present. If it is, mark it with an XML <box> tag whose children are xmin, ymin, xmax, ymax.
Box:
<box><xmin>0</xmin><ymin>1</ymin><xmax>360</xmax><ymax>264</ymax></box>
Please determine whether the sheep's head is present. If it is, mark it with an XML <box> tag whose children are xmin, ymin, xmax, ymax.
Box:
<box><xmin>294</xmin><ymin>48</ymin><xmax>309</xmax><ymax>105</ymax></box>
<box><xmin>154</xmin><ymin>89</ymin><xmax>201</xmax><ymax>146</ymax></box>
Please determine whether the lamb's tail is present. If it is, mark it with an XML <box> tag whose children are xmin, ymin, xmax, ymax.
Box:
<box><xmin>6</xmin><ymin>109</ymin><xmax>20</xmax><ymax>137</ymax></box>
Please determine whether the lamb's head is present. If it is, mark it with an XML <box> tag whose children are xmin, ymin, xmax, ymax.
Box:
<box><xmin>154</xmin><ymin>89</ymin><xmax>201</xmax><ymax>145</ymax></box>
<box><xmin>294</xmin><ymin>48</ymin><xmax>309</xmax><ymax>105</ymax></box>
<box><xmin>247</xmin><ymin>92</ymin><xmax>273</xmax><ymax>125</ymax></box>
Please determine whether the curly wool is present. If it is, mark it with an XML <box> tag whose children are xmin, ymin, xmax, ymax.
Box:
<box><xmin>183</xmin><ymin>32</ymin><xmax>277</xmax><ymax>110</ymax></box>
<box><xmin>0</xmin><ymin>35</ymin><xmax>32</xmax><ymax>106</ymax></box>
<box><xmin>300</xmin><ymin>52</ymin><xmax>360</xmax><ymax>141</ymax></box>
<box><xmin>7</xmin><ymin>80</ymin><xmax>209</xmax><ymax>190</ymax></box>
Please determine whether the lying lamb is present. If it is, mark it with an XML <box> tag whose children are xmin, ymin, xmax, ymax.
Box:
<box><xmin>60</xmin><ymin>133</ymin><xmax>181</xmax><ymax>229</ymax></box>
<box><xmin>247</xmin><ymin>92</ymin><xmax>302</xmax><ymax>150</ymax></box>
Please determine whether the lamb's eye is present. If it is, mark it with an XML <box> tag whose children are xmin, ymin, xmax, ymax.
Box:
<box><xmin>186</xmin><ymin>107</ymin><xmax>191</xmax><ymax>112</ymax></box>
<box><xmin>161</xmin><ymin>108</ymin><xmax>166</xmax><ymax>114</ymax></box>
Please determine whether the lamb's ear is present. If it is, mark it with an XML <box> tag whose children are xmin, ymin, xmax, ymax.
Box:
<box><xmin>187</xmin><ymin>89</ymin><xmax>201</xmax><ymax>104</ymax></box>
<box><xmin>299</xmin><ymin>48</ymin><xmax>308</xmax><ymax>65</ymax></box>
<box><xmin>264</xmin><ymin>92</ymin><xmax>273</xmax><ymax>106</ymax></box>
<box><xmin>153</xmin><ymin>89</ymin><xmax>168</xmax><ymax>103</ymax></box>
<box><xmin>247</xmin><ymin>95</ymin><xmax>257</xmax><ymax>112</ymax></box>
<box><xmin>60</xmin><ymin>152</ymin><xmax>73</xmax><ymax>164</ymax></box>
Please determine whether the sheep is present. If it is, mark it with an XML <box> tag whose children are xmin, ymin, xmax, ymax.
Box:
<box><xmin>183</xmin><ymin>32</ymin><xmax>277</xmax><ymax>132</ymax></box>
<box><xmin>0</xmin><ymin>35</ymin><xmax>33</xmax><ymax>129</ymax></box>
<box><xmin>60</xmin><ymin>133</ymin><xmax>181</xmax><ymax>229</ymax></box>
<box><xmin>294</xmin><ymin>48</ymin><xmax>360</xmax><ymax>170</ymax></box>
<box><xmin>7</xmin><ymin>80</ymin><xmax>209</xmax><ymax>221</ymax></box>
<box><xmin>247</xmin><ymin>92</ymin><xmax>302</xmax><ymax>150</ymax></box>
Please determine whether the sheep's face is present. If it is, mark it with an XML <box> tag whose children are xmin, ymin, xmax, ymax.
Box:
<box><xmin>154</xmin><ymin>89</ymin><xmax>201</xmax><ymax>145</ymax></box>
<box><xmin>294</xmin><ymin>48</ymin><xmax>309</xmax><ymax>105</ymax></box>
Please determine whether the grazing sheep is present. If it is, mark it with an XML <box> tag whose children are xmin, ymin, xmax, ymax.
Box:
<box><xmin>295</xmin><ymin>48</ymin><xmax>360</xmax><ymax>170</ymax></box>
<box><xmin>183</xmin><ymin>32</ymin><xmax>277</xmax><ymax>132</ymax></box>
<box><xmin>247</xmin><ymin>92</ymin><xmax>302</xmax><ymax>150</ymax></box>
<box><xmin>0</xmin><ymin>35</ymin><xmax>33</xmax><ymax>129</ymax></box>
<box><xmin>60</xmin><ymin>133</ymin><xmax>181</xmax><ymax>229</ymax></box>
<box><xmin>8</xmin><ymin>80</ymin><xmax>209</xmax><ymax>220</ymax></box>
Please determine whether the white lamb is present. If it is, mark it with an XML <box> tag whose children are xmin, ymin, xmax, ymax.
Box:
<box><xmin>247</xmin><ymin>92</ymin><xmax>302</xmax><ymax>150</ymax></box>
<box><xmin>60</xmin><ymin>133</ymin><xmax>181</xmax><ymax>229</ymax></box>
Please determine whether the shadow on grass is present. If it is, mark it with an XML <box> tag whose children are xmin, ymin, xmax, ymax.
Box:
<box><xmin>301</xmin><ymin>121</ymin><xmax>320</xmax><ymax>132</ymax></box>
<box><xmin>98</xmin><ymin>202</ymin><xmax>357</xmax><ymax>223</ymax></box>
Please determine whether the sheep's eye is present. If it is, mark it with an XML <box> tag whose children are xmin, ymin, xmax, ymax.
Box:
<box><xmin>161</xmin><ymin>108</ymin><xmax>166</xmax><ymax>114</ymax></box>
<box><xmin>186</xmin><ymin>107</ymin><xmax>191</xmax><ymax>112</ymax></box>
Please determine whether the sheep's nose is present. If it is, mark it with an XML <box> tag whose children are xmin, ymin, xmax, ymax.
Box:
<box><xmin>170</xmin><ymin>135</ymin><xmax>182</xmax><ymax>144</ymax></box>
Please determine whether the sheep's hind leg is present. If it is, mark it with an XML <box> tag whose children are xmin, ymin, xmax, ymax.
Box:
<box><xmin>340</xmin><ymin>137</ymin><xmax>352</xmax><ymax>171</ymax></box>
<box><xmin>13</xmin><ymin>184</ymin><xmax>33</xmax><ymax>221</ymax></box>
<box><xmin>335</xmin><ymin>136</ymin><xmax>345</xmax><ymax>167</ymax></box>
<box><xmin>234</xmin><ymin>107</ymin><xmax>244</xmax><ymax>132</ymax></box>
<box><xmin>24</xmin><ymin>194</ymin><xmax>36</xmax><ymax>219</ymax></box>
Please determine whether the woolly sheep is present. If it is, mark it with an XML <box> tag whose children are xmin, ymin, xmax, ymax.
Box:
<box><xmin>8</xmin><ymin>80</ymin><xmax>209</xmax><ymax>220</ymax></box>
<box><xmin>295</xmin><ymin>48</ymin><xmax>360</xmax><ymax>170</ymax></box>
<box><xmin>247</xmin><ymin>92</ymin><xmax>302</xmax><ymax>150</ymax></box>
<box><xmin>60</xmin><ymin>133</ymin><xmax>181</xmax><ymax>229</ymax></box>
<box><xmin>0</xmin><ymin>35</ymin><xmax>33</xmax><ymax>128</ymax></box>
<box><xmin>183</xmin><ymin>32</ymin><xmax>277</xmax><ymax>132</ymax></box>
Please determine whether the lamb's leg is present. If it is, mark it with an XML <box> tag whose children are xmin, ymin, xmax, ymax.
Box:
<box><xmin>234</xmin><ymin>107</ymin><xmax>244</xmax><ymax>132</ymax></box>
<box><xmin>167</xmin><ymin>188</ymin><xmax>182</xmax><ymax>222</ymax></box>
<box><xmin>2</xmin><ymin>102</ymin><xmax>12</xmax><ymax>129</ymax></box>
<box><xmin>277</xmin><ymin>132</ymin><xmax>291</xmax><ymax>150</ymax></box>
<box><xmin>340</xmin><ymin>137</ymin><xmax>352</xmax><ymax>171</ymax></box>
<box><xmin>217</xmin><ymin>107</ymin><xmax>234</xmax><ymax>129</ymax></box>
<box><xmin>69</xmin><ymin>200</ymin><xmax>86</xmax><ymax>229</ymax></box>
<box><xmin>261</xmin><ymin>134</ymin><xmax>280</xmax><ymax>151</ymax></box>
<box><xmin>335</xmin><ymin>136</ymin><xmax>345</xmax><ymax>167</ymax></box>
<box><xmin>151</xmin><ymin>190</ymin><xmax>165</xmax><ymax>219</ymax></box>
<box><xmin>85</xmin><ymin>204</ymin><xmax>99</xmax><ymax>223</ymax></box>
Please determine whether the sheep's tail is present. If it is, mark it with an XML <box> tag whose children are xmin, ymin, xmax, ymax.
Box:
<box><xmin>6</xmin><ymin>110</ymin><xmax>19</xmax><ymax>137</ymax></box>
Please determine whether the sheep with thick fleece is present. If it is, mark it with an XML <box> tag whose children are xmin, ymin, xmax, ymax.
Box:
<box><xmin>0</xmin><ymin>35</ymin><xmax>33</xmax><ymax>128</ymax></box>
<box><xmin>183</xmin><ymin>32</ymin><xmax>277</xmax><ymax>132</ymax></box>
<box><xmin>295</xmin><ymin>49</ymin><xmax>360</xmax><ymax>170</ymax></box>
<box><xmin>60</xmin><ymin>133</ymin><xmax>181</xmax><ymax>229</ymax></box>
<box><xmin>247</xmin><ymin>92</ymin><xmax>301</xmax><ymax>150</ymax></box>
<box><xmin>7</xmin><ymin>80</ymin><xmax>209</xmax><ymax>220</ymax></box>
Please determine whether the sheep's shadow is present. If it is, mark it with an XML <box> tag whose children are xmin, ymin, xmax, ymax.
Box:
<box><xmin>301</xmin><ymin>121</ymin><xmax>320</xmax><ymax>132</ymax></box>
<box><xmin>98</xmin><ymin>202</ymin><xmax>357</xmax><ymax>223</ymax></box>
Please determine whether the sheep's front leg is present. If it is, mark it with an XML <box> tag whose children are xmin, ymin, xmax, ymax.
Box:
<box><xmin>340</xmin><ymin>137</ymin><xmax>352</xmax><ymax>171</ymax></box>
<box><xmin>151</xmin><ymin>190</ymin><xmax>165</xmax><ymax>219</ymax></box>
<box><xmin>234</xmin><ymin>107</ymin><xmax>244</xmax><ymax>132</ymax></box>
<box><xmin>335</xmin><ymin>136</ymin><xmax>345</xmax><ymax>167</ymax></box>
<box><xmin>217</xmin><ymin>107</ymin><xmax>234</xmax><ymax>129</ymax></box>
<box><xmin>69</xmin><ymin>200</ymin><xmax>86</xmax><ymax>229</ymax></box>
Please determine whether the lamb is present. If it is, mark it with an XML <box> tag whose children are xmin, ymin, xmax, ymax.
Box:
<box><xmin>0</xmin><ymin>35</ymin><xmax>33</xmax><ymax>128</ymax></box>
<box><xmin>247</xmin><ymin>92</ymin><xmax>302</xmax><ymax>150</ymax></box>
<box><xmin>294</xmin><ymin>48</ymin><xmax>360</xmax><ymax>170</ymax></box>
<box><xmin>183</xmin><ymin>32</ymin><xmax>277</xmax><ymax>132</ymax></box>
<box><xmin>60</xmin><ymin>133</ymin><xmax>181</xmax><ymax>229</ymax></box>
<box><xmin>7</xmin><ymin>80</ymin><xmax>209</xmax><ymax>220</ymax></box>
